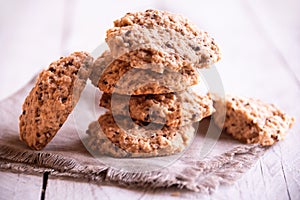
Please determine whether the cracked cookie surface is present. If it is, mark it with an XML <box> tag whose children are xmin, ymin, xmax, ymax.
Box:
<box><xmin>106</xmin><ymin>9</ymin><xmax>221</xmax><ymax>73</ymax></box>
<box><xmin>213</xmin><ymin>95</ymin><xmax>295</xmax><ymax>146</ymax></box>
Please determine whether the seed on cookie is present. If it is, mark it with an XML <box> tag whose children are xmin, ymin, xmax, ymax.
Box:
<box><xmin>19</xmin><ymin>52</ymin><xmax>94</xmax><ymax>150</ymax></box>
<box><xmin>213</xmin><ymin>95</ymin><xmax>295</xmax><ymax>146</ymax></box>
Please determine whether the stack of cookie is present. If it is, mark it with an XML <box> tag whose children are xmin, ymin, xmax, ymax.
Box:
<box><xmin>18</xmin><ymin>9</ymin><xmax>295</xmax><ymax>154</ymax></box>
<box><xmin>87</xmin><ymin>9</ymin><xmax>221</xmax><ymax>157</ymax></box>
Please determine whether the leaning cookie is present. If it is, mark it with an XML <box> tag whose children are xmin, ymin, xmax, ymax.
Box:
<box><xmin>106</xmin><ymin>9</ymin><xmax>221</xmax><ymax>73</ymax></box>
<box><xmin>213</xmin><ymin>95</ymin><xmax>295</xmax><ymax>146</ymax></box>
<box><xmin>19</xmin><ymin>52</ymin><xmax>94</xmax><ymax>150</ymax></box>
<box><xmin>100</xmin><ymin>90</ymin><xmax>214</xmax><ymax>127</ymax></box>
<box><xmin>90</xmin><ymin>51</ymin><xmax>199</xmax><ymax>95</ymax></box>
<box><xmin>93</xmin><ymin>112</ymin><xmax>195</xmax><ymax>157</ymax></box>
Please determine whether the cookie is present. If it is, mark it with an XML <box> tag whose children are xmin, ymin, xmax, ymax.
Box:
<box><xmin>90</xmin><ymin>51</ymin><xmax>199</xmax><ymax>95</ymax></box>
<box><xmin>100</xmin><ymin>90</ymin><xmax>214</xmax><ymax>127</ymax></box>
<box><xmin>92</xmin><ymin>112</ymin><xmax>195</xmax><ymax>156</ymax></box>
<box><xmin>19</xmin><ymin>52</ymin><xmax>94</xmax><ymax>150</ymax></box>
<box><xmin>106</xmin><ymin>9</ymin><xmax>221</xmax><ymax>73</ymax></box>
<box><xmin>116</xmin><ymin>49</ymin><xmax>196</xmax><ymax>74</ymax></box>
<box><xmin>86</xmin><ymin>121</ymin><xmax>130</xmax><ymax>158</ymax></box>
<box><xmin>213</xmin><ymin>95</ymin><xmax>295</xmax><ymax>146</ymax></box>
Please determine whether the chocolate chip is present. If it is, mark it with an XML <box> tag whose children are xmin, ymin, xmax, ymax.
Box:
<box><xmin>61</xmin><ymin>97</ymin><xmax>67</xmax><ymax>103</ymax></box>
<box><xmin>49</xmin><ymin>67</ymin><xmax>55</xmax><ymax>72</ymax></box>
<box><xmin>72</xmin><ymin>69</ymin><xmax>78</xmax><ymax>75</ymax></box>
<box><xmin>103</xmin><ymin>80</ymin><xmax>108</xmax><ymax>85</ymax></box>
<box><xmin>38</xmin><ymin>93</ymin><xmax>43</xmax><ymax>101</ymax></box>
<box><xmin>168</xmin><ymin>107</ymin><xmax>175</xmax><ymax>112</ymax></box>
<box><xmin>144</xmin><ymin>114</ymin><xmax>150</xmax><ymax>121</ymax></box>
<box><xmin>22</xmin><ymin>110</ymin><xmax>26</xmax><ymax>115</ymax></box>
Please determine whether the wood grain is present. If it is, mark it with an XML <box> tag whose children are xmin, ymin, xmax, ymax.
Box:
<box><xmin>0</xmin><ymin>171</ymin><xmax>42</xmax><ymax>200</ymax></box>
<box><xmin>245</xmin><ymin>0</ymin><xmax>300</xmax><ymax>82</ymax></box>
<box><xmin>46</xmin><ymin>178</ymin><xmax>150</xmax><ymax>200</ymax></box>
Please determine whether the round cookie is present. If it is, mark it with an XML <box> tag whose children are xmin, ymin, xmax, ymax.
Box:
<box><xmin>93</xmin><ymin>112</ymin><xmax>195</xmax><ymax>156</ymax></box>
<box><xmin>100</xmin><ymin>90</ymin><xmax>214</xmax><ymax>127</ymax></box>
<box><xmin>106</xmin><ymin>9</ymin><xmax>221</xmax><ymax>73</ymax></box>
<box><xmin>90</xmin><ymin>51</ymin><xmax>199</xmax><ymax>95</ymax></box>
<box><xmin>19</xmin><ymin>52</ymin><xmax>94</xmax><ymax>150</ymax></box>
<box><xmin>86</xmin><ymin>121</ymin><xmax>130</xmax><ymax>158</ymax></box>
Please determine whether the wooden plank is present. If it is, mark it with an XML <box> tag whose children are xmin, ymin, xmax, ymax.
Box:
<box><xmin>45</xmin><ymin>178</ymin><xmax>149</xmax><ymax>200</ymax></box>
<box><xmin>244</xmin><ymin>0</ymin><xmax>300</xmax><ymax>82</ymax></box>
<box><xmin>240</xmin><ymin>1</ymin><xmax>300</xmax><ymax>199</ymax></box>
<box><xmin>0</xmin><ymin>171</ymin><xmax>42</xmax><ymax>200</ymax></box>
<box><xmin>46</xmin><ymin>177</ymin><xmax>220</xmax><ymax>200</ymax></box>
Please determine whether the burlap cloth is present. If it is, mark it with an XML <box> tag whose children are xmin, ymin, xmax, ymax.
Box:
<box><xmin>0</xmin><ymin>77</ymin><xmax>266</xmax><ymax>193</ymax></box>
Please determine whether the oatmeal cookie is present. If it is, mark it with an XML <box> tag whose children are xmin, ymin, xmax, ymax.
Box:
<box><xmin>93</xmin><ymin>112</ymin><xmax>195</xmax><ymax>156</ymax></box>
<box><xmin>19</xmin><ymin>52</ymin><xmax>94</xmax><ymax>150</ymax></box>
<box><xmin>100</xmin><ymin>90</ymin><xmax>214</xmax><ymax>126</ymax></box>
<box><xmin>213</xmin><ymin>95</ymin><xmax>295</xmax><ymax>146</ymax></box>
<box><xmin>90</xmin><ymin>51</ymin><xmax>199</xmax><ymax>95</ymax></box>
<box><xmin>86</xmin><ymin>121</ymin><xmax>130</xmax><ymax>157</ymax></box>
<box><xmin>106</xmin><ymin>9</ymin><xmax>221</xmax><ymax>73</ymax></box>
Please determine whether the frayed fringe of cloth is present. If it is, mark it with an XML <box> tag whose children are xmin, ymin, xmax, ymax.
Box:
<box><xmin>0</xmin><ymin>144</ymin><xmax>265</xmax><ymax>193</ymax></box>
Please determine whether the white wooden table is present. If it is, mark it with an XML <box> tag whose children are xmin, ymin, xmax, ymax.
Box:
<box><xmin>1</xmin><ymin>0</ymin><xmax>299</xmax><ymax>199</ymax></box>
